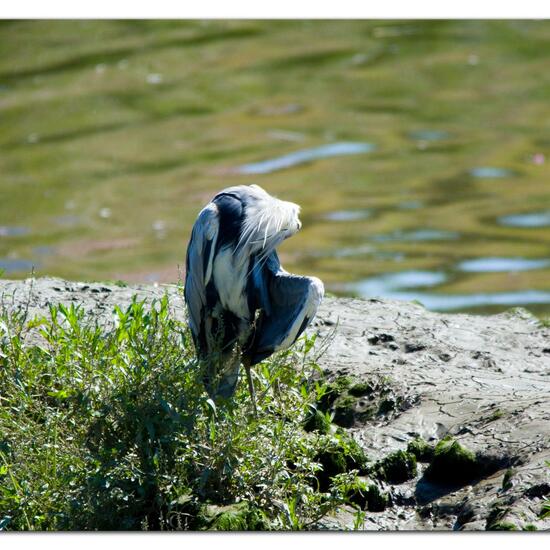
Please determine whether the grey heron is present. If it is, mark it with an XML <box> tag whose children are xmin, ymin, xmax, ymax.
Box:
<box><xmin>184</xmin><ymin>184</ymin><xmax>324</xmax><ymax>412</ymax></box>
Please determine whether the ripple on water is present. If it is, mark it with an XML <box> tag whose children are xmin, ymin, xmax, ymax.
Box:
<box><xmin>458</xmin><ymin>257</ymin><xmax>550</xmax><ymax>273</ymax></box>
<box><xmin>343</xmin><ymin>268</ymin><xmax>550</xmax><ymax>311</ymax></box>
<box><xmin>351</xmin><ymin>270</ymin><xmax>448</xmax><ymax>296</ymax></box>
<box><xmin>498</xmin><ymin>210</ymin><xmax>550</xmax><ymax>228</ymax></box>
<box><xmin>372</xmin><ymin>228</ymin><xmax>460</xmax><ymax>243</ymax></box>
<box><xmin>309</xmin><ymin>244</ymin><xmax>374</xmax><ymax>258</ymax></box>
<box><xmin>0</xmin><ymin>226</ymin><xmax>29</xmax><ymax>237</ymax></box>
<box><xmin>0</xmin><ymin>258</ymin><xmax>36</xmax><ymax>273</ymax></box>
<box><xmin>384</xmin><ymin>290</ymin><xmax>550</xmax><ymax>312</ymax></box>
<box><xmin>236</xmin><ymin>142</ymin><xmax>376</xmax><ymax>174</ymax></box>
<box><xmin>53</xmin><ymin>215</ymin><xmax>81</xmax><ymax>227</ymax></box>
<box><xmin>408</xmin><ymin>129</ymin><xmax>450</xmax><ymax>142</ymax></box>
<box><xmin>398</xmin><ymin>200</ymin><xmax>424</xmax><ymax>210</ymax></box>
<box><xmin>469</xmin><ymin>167</ymin><xmax>514</xmax><ymax>178</ymax></box>
<box><xmin>33</xmin><ymin>246</ymin><xmax>55</xmax><ymax>257</ymax></box>
<box><xmin>323</xmin><ymin>209</ymin><xmax>372</xmax><ymax>222</ymax></box>
<box><xmin>332</xmin><ymin>244</ymin><xmax>374</xmax><ymax>258</ymax></box>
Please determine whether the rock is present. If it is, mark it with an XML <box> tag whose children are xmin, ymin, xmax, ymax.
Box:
<box><xmin>404</xmin><ymin>343</ymin><xmax>426</xmax><ymax>353</ymax></box>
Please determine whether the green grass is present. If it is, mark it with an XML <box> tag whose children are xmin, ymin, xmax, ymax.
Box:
<box><xmin>0</xmin><ymin>293</ymin><xmax>367</xmax><ymax>531</ymax></box>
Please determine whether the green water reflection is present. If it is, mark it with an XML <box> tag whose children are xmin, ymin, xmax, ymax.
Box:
<box><xmin>1</xmin><ymin>20</ymin><xmax>549</xmax><ymax>314</ymax></box>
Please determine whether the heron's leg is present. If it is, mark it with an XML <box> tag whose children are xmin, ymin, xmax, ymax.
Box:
<box><xmin>243</xmin><ymin>357</ymin><xmax>258</xmax><ymax>417</ymax></box>
<box><xmin>203</xmin><ymin>358</ymin><xmax>218</xmax><ymax>399</ymax></box>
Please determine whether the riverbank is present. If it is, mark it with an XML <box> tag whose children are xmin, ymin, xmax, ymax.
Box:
<box><xmin>1</xmin><ymin>277</ymin><xmax>549</xmax><ymax>530</ymax></box>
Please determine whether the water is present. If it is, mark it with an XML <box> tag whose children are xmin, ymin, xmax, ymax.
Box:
<box><xmin>469</xmin><ymin>167</ymin><xmax>514</xmax><ymax>179</ymax></box>
<box><xmin>372</xmin><ymin>229</ymin><xmax>460</xmax><ymax>243</ymax></box>
<box><xmin>380</xmin><ymin>290</ymin><xmax>550</xmax><ymax>312</ymax></box>
<box><xmin>1</xmin><ymin>20</ymin><xmax>549</xmax><ymax>315</ymax></box>
<box><xmin>498</xmin><ymin>211</ymin><xmax>550</xmax><ymax>228</ymax></box>
<box><xmin>323</xmin><ymin>209</ymin><xmax>373</xmax><ymax>222</ymax></box>
<box><xmin>458</xmin><ymin>257</ymin><xmax>550</xmax><ymax>273</ymax></box>
<box><xmin>345</xmin><ymin>268</ymin><xmax>550</xmax><ymax>312</ymax></box>
<box><xmin>0</xmin><ymin>258</ymin><xmax>37</xmax><ymax>274</ymax></box>
<box><xmin>0</xmin><ymin>226</ymin><xmax>29</xmax><ymax>237</ymax></box>
<box><xmin>53</xmin><ymin>215</ymin><xmax>81</xmax><ymax>227</ymax></box>
<box><xmin>236</xmin><ymin>142</ymin><xmax>376</xmax><ymax>174</ymax></box>
<box><xmin>348</xmin><ymin>270</ymin><xmax>448</xmax><ymax>295</ymax></box>
<box><xmin>408</xmin><ymin>129</ymin><xmax>450</xmax><ymax>142</ymax></box>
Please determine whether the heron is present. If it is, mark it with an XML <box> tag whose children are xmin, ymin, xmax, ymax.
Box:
<box><xmin>184</xmin><ymin>184</ymin><xmax>324</xmax><ymax>413</ymax></box>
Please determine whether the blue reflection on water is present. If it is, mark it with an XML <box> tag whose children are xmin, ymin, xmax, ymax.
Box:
<box><xmin>458</xmin><ymin>257</ymin><xmax>550</xmax><ymax>273</ymax></box>
<box><xmin>498</xmin><ymin>211</ymin><xmax>550</xmax><ymax>228</ymax></box>
<box><xmin>237</xmin><ymin>142</ymin><xmax>376</xmax><ymax>174</ymax></box>
<box><xmin>0</xmin><ymin>226</ymin><xmax>29</xmax><ymax>237</ymax></box>
<box><xmin>0</xmin><ymin>258</ymin><xmax>36</xmax><ymax>273</ymax></box>
<box><xmin>372</xmin><ymin>228</ymin><xmax>460</xmax><ymax>242</ymax></box>
<box><xmin>384</xmin><ymin>290</ymin><xmax>550</xmax><ymax>311</ymax></box>
<box><xmin>324</xmin><ymin>209</ymin><xmax>372</xmax><ymax>222</ymax></box>
<box><xmin>398</xmin><ymin>200</ymin><xmax>424</xmax><ymax>210</ymax></box>
<box><xmin>332</xmin><ymin>244</ymin><xmax>374</xmax><ymax>257</ymax></box>
<box><xmin>408</xmin><ymin>129</ymin><xmax>450</xmax><ymax>141</ymax></box>
<box><xmin>354</xmin><ymin>270</ymin><xmax>448</xmax><ymax>295</ymax></box>
<box><xmin>344</xmin><ymin>268</ymin><xmax>550</xmax><ymax>311</ymax></box>
<box><xmin>469</xmin><ymin>167</ymin><xmax>514</xmax><ymax>178</ymax></box>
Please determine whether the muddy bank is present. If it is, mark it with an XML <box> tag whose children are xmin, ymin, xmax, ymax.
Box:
<box><xmin>1</xmin><ymin>277</ymin><xmax>549</xmax><ymax>531</ymax></box>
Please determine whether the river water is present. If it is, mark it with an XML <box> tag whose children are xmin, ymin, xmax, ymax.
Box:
<box><xmin>1</xmin><ymin>20</ymin><xmax>549</xmax><ymax>315</ymax></box>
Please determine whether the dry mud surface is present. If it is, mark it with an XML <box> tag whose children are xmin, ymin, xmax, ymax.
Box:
<box><xmin>1</xmin><ymin>277</ymin><xmax>549</xmax><ymax>531</ymax></box>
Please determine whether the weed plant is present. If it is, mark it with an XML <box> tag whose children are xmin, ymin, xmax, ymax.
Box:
<box><xmin>0</xmin><ymin>293</ymin><xmax>363</xmax><ymax>530</ymax></box>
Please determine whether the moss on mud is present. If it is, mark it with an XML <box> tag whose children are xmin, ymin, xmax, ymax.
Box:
<box><xmin>332</xmin><ymin>395</ymin><xmax>357</xmax><ymax>428</ymax></box>
<box><xmin>345</xmin><ymin>477</ymin><xmax>390</xmax><ymax>512</ymax></box>
<box><xmin>317</xmin><ymin>374</ymin><xmax>412</xmax><ymax>429</ymax></box>
<box><xmin>375</xmin><ymin>450</ymin><xmax>417</xmax><ymax>484</ymax></box>
<box><xmin>303</xmin><ymin>406</ymin><xmax>332</xmax><ymax>434</ymax></box>
<box><xmin>407</xmin><ymin>437</ymin><xmax>435</xmax><ymax>462</ymax></box>
<box><xmin>318</xmin><ymin>375</ymin><xmax>355</xmax><ymax>411</ymax></box>
<box><xmin>348</xmin><ymin>381</ymin><xmax>372</xmax><ymax>397</ymax></box>
<box><xmin>314</xmin><ymin>432</ymin><xmax>369</xmax><ymax>491</ymax></box>
<box><xmin>364</xmin><ymin>483</ymin><xmax>390</xmax><ymax>512</ymax></box>
<box><xmin>424</xmin><ymin>437</ymin><xmax>480</xmax><ymax>484</ymax></box>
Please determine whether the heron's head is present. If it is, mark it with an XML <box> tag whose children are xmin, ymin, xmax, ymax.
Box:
<box><xmin>240</xmin><ymin>185</ymin><xmax>302</xmax><ymax>255</ymax></box>
<box><xmin>277</xmin><ymin>199</ymin><xmax>302</xmax><ymax>239</ymax></box>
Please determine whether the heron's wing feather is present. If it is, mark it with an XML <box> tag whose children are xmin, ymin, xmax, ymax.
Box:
<box><xmin>248</xmin><ymin>251</ymin><xmax>323</xmax><ymax>364</ymax></box>
<box><xmin>184</xmin><ymin>203</ymin><xmax>220</xmax><ymax>349</ymax></box>
<box><xmin>249</xmin><ymin>255</ymin><xmax>272</xmax><ymax>316</ymax></box>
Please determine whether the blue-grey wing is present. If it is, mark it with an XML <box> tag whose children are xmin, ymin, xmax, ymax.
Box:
<box><xmin>246</xmin><ymin>251</ymin><xmax>324</xmax><ymax>364</ymax></box>
<box><xmin>184</xmin><ymin>203</ymin><xmax>220</xmax><ymax>353</ymax></box>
